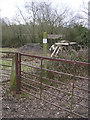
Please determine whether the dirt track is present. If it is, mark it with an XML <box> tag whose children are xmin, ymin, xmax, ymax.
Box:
<box><xmin>2</xmin><ymin>78</ymin><xmax>88</xmax><ymax>119</ymax></box>
<box><xmin>2</xmin><ymin>81</ymin><xmax>69</xmax><ymax>118</ymax></box>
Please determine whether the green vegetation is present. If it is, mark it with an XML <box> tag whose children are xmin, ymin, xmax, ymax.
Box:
<box><xmin>63</xmin><ymin>24</ymin><xmax>88</xmax><ymax>46</ymax></box>
<box><xmin>1</xmin><ymin>60</ymin><xmax>12</xmax><ymax>68</ymax></box>
<box><xmin>1</xmin><ymin>48</ymin><xmax>17</xmax><ymax>52</ymax></box>
<box><xmin>57</xmin><ymin>46</ymin><xmax>88</xmax><ymax>62</ymax></box>
<box><xmin>2</xmin><ymin>21</ymin><xmax>88</xmax><ymax>48</ymax></box>
<box><xmin>2</xmin><ymin>1</ymin><xmax>88</xmax><ymax>48</ymax></box>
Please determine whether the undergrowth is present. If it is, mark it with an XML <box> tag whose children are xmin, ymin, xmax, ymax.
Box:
<box><xmin>1</xmin><ymin>47</ymin><xmax>88</xmax><ymax>94</ymax></box>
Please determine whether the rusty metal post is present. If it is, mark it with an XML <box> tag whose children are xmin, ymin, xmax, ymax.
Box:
<box><xmin>15</xmin><ymin>52</ymin><xmax>19</xmax><ymax>93</ymax></box>
<box><xmin>18</xmin><ymin>53</ymin><xmax>21</xmax><ymax>92</ymax></box>
<box><xmin>70</xmin><ymin>62</ymin><xmax>76</xmax><ymax>112</ymax></box>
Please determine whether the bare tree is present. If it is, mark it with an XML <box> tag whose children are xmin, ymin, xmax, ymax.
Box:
<box><xmin>75</xmin><ymin>0</ymin><xmax>89</xmax><ymax>27</ymax></box>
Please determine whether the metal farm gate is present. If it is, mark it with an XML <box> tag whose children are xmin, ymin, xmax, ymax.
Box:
<box><xmin>1</xmin><ymin>51</ymin><xmax>89</xmax><ymax>118</ymax></box>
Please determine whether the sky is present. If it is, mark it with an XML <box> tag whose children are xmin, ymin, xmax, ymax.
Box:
<box><xmin>0</xmin><ymin>0</ymin><xmax>89</xmax><ymax>20</ymax></box>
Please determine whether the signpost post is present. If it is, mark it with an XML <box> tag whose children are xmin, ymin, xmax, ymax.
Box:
<box><xmin>43</xmin><ymin>32</ymin><xmax>47</xmax><ymax>70</ymax></box>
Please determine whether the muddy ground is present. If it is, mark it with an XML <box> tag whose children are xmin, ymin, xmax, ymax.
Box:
<box><xmin>1</xmin><ymin>48</ymin><xmax>88</xmax><ymax>119</ymax></box>
<box><xmin>1</xmin><ymin>76</ymin><xmax>88</xmax><ymax>119</ymax></box>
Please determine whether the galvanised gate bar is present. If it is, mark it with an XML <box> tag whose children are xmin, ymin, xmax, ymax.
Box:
<box><xmin>1</xmin><ymin>51</ymin><xmax>89</xmax><ymax>118</ymax></box>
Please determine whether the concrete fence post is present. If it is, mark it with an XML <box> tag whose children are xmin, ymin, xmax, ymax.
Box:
<box><xmin>15</xmin><ymin>52</ymin><xmax>21</xmax><ymax>93</ymax></box>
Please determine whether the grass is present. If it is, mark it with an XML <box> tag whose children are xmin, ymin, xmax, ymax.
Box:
<box><xmin>1</xmin><ymin>47</ymin><xmax>17</xmax><ymax>52</ymax></box>
<box><xmin>0</xmin><ymin>58</ymin><xmax>12</xmax><ymax>71</ymax></box>
<box><xmin>1</xmin><ymin>59</ymin><xmax>12</xmax><ymax>65</ymax></box>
